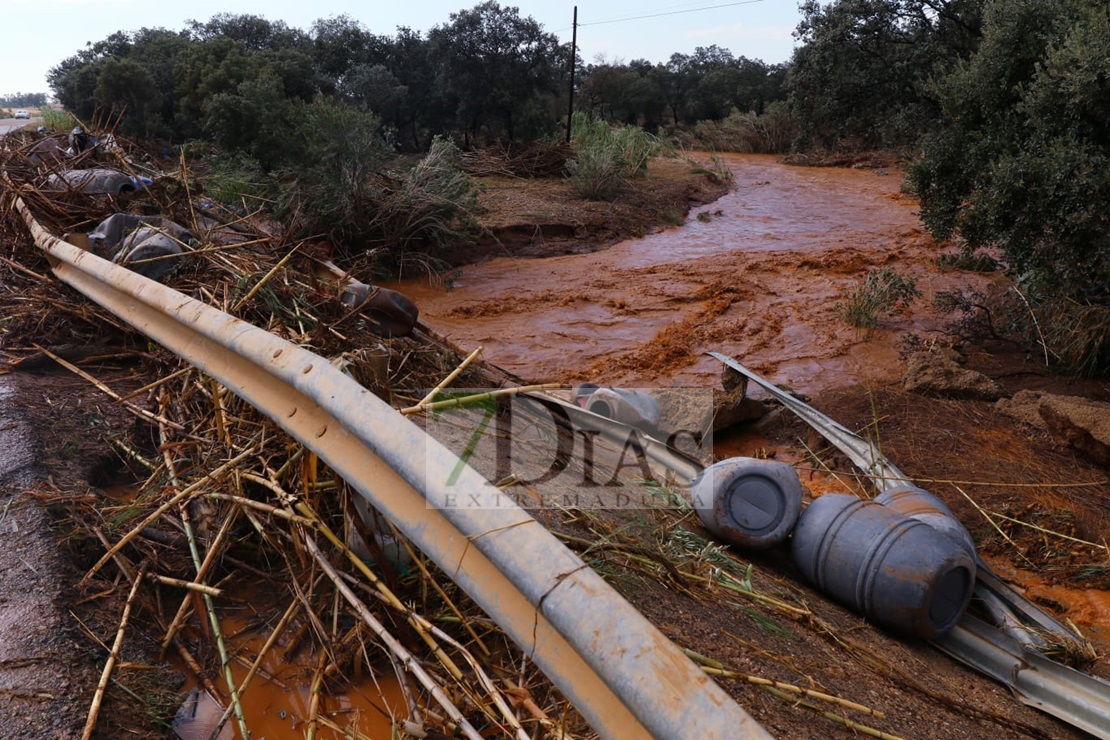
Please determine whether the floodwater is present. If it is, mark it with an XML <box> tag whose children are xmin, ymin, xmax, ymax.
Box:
<box><xmin>986</xmin><ymin>557</ymin><xmax>1110</xmax><ymax>647</ymax></box>
<box><xmin>391</xmin><ymin>154</ymin><xmax>989</xmax><ymax>392</ymax></box>
<box><xmin>173</xmin><ymin>615</ymin><xmax>407</xmax><ymax>739</ymax></box>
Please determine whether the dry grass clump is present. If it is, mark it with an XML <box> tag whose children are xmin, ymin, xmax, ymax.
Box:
<box><xmin>459</xmin><ymin>140</ymin><xmax>572</xmax><ymax>179</ymax></box>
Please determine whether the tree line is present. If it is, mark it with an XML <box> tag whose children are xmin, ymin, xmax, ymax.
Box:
<box><xmin>1</xmin><ymin>93</ymin><xmax>48</xmax><ymax>108</ymax></box>
<box><xmin>47</xmin><ymin>2</ymin><xmax>786</xmax><ymax>155</ymax></box>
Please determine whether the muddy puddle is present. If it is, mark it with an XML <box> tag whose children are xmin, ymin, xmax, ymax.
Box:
<box><xmin>172</xmin><ymin>614</ymin><xmax>407</xmax><ymax>739</ymax></box>
<box><xmin>391</xmin><ymin>154</ymin><xmax>997</xmax><ymax>392</ymax></box>
<box><xmin>985</xmin><ymin>557</ymin><xmax>1110</xmax><ymax>647</ymax></box>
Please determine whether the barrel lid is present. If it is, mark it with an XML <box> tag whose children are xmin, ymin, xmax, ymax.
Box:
<box><xmin>726</xmin><ymin>474</ymin><xmax>788</xmax><ymax>532</ymax></box>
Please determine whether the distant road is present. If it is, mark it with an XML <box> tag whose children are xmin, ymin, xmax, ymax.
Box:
<box><xmin>0</xmin><ymin>116</ymin><xmax>39</xmax><ymax>135</ymax></box>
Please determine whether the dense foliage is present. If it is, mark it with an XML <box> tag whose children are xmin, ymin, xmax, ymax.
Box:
<box><xmin>46</xmin><ymin>4</ymin><xmax>786</xmax><ymax>154</ymax></box>
<box><xmin>788</xmin><ymin>0</ymin><xmax>983</xmax><ymax>149</ymax></box>
<box><xmin>910</xmin><ymin>0</ymin><xmax>1110</xmax><ymax>298</ymax></box>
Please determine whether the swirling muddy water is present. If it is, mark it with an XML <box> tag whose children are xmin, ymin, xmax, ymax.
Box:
<box><xmin>392</xmin><ymin>154</ymin><xmax>990</xmax><ymax>392</ymax></box>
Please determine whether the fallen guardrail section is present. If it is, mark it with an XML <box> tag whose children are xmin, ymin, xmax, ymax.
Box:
<box><xmin>9</xmin><ymin>189</ymin><xmax>771</xmax><ymax>739</ymax></box>
<box><xmin>707</xmin><ymin>351</ymin><xmax>1110</xmax><ymax>739</ymax></box>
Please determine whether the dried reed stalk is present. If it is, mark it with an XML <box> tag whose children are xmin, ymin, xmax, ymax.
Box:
<box><xmin>81</xmin><ymin>565</ymin><xmax>146</xmax><ymax>740</ymax></box>
<box><xmin>158</xmin><ymin>510</ymin><xmax>240</xmax><ymax>660</ymax></box>
<box><xmin>302</xmin><ymin>533</ymin><xmax>485</xmax><ymax>740</ymax></box>
<box><xmin>82</xmin><ymin>446</ymin><xmax>259</xmax><ymax>583</ymax></box>
<box><xmin>403</xmin><ymin>383</ymin><xmax>567</xmax><ymax>415</ymax></box>
<box><xmin>408</xmin><ymin>345</ymin><xmax>483</xmax><ymax>412</ymax></box>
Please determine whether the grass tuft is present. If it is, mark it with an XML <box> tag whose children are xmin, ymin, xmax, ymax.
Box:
<box><xmin>567</xmin><ymin>112</ymin><xmax>661</xmax><ymax>200</ymax></box>
<box><xmin>836</xmin><ymin>268</ymin><xmax>921</xmax><ymax>329</ymax></box>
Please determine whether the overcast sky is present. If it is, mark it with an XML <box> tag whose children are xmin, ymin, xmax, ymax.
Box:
<box><xmin>1</xmin><ymin>0</ymin><xmax>801</xmax><ymax>96</ymax></box>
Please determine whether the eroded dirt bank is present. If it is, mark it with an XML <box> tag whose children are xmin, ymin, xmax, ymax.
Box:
<box><xmin>392</xmin><ymin>155</ymin><xmax>995</xmax><ymax>391</ymax></box>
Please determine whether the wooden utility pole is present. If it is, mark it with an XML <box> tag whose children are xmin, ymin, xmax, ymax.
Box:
<box><xmin>566</xmin><ymin>6</ymin><xmax>578</xmax><ymax>143</ymax></box>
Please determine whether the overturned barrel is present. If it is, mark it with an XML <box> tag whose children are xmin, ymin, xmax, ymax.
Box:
<box><xmin>691</xmin><ymin>458</ymin><xmax>802</xmax><ymax>550</ymax></box>
<box><xmin>577</xmin><ymin>385</ymin><xmax>661</xmax><ymax>430</ymax></box>
<box><xmin>875</xmin><ymin>485</ymin><xmax>976</xmax><ymax>555</ymax></box>
<box><xmin>792</xmin><ymin>494</ymin><xmax>975</xmax><ymax>638</ymax></box>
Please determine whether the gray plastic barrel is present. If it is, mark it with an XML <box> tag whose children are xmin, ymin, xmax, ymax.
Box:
<box><xmin>691</xmin><ymin>458</ymin><xmax>803</xmax><ymax>550</ymax></box>
<box><xmin>576</xmin><ymin>385</ymin><xmax>661</xmax><ymax>429</ymax></box>
<box><xmin>875</xmin><ymin>485</ymin><xmax>976</xmax><ymax>555</ymax></box>
<box><xmin>792</xmin><ymin>494</ymin><xmax>975</xmax><ymax>638</ymax></box>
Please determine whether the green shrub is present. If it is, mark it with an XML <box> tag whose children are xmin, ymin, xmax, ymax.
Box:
<box><xmin>203</xmin><ymin>151</ymin><xmax>269</xmax><ymax>206</ymax></box>
<box><xmin>936</xmin><ymin>250</ymin><xmax>1000</xmax><ymax>273</ymax></box>
<box><xmin>566</xmin><ymin>144</ymin><xmax>625</xmax><ymax>200</ymax></box>
<box><xmin>686</xmin><ymin>154</ymin><xmax>735</xmax><ymax>186</ymax></box>
<box><xmin>836</xmin><ymin>268</ymin><xmax>921</xmax><ymax>329</ymax></box>
<box><xmin>278</xmin><ymin>129</ymin><xmax>480</xmax><ymax>273</ymax></box>
<box><xmin>910</xmin><ymin>0</ymin><xmax>1110</xmax><ymax>305</ymax></box>
<box><xmin>1038</xmin><ymin>301</ymin><xmax>1110</xmax><ymax>377</ymax></box>
<box><xmin>39</xmin><ymin>107</ymin><xmax>76</xmax><ymax>133</ymax></box>
<box><xmin>689</xmin><ymin>103</ymin><xmax>799</xmax><ymax>154</ymax></box>
<box><xmin>369</xmin><ymin>136</ymin><xmax>482</xmax><ymax>259</ymax></box>
<box><xmin>567</xmin><ymin>112</ymin><xmax>661</xmax><ymax>200</ymax></box>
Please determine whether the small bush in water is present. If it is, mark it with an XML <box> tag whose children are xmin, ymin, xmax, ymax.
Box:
<box><xmin>836</xmin><ymin>268</ymin><xmax>921</xmax><ymax>329</ymax></box>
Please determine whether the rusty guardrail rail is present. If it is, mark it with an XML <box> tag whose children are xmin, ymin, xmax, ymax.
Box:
<box><xmin>8</xmin><ymin>189</ymin><xmax>770</xmax><ymax>739</ymax></box>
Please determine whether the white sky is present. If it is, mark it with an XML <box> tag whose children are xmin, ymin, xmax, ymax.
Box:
<box><xmin>0</xmin><ymin>0</ymin><xmax>802</xmax><ymax>96</ymax></box>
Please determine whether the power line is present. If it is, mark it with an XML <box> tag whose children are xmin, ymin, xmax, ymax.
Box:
<box><xmin>578</xmin><ymin>0</ymin><xmax>768</xmax><ymax>27</ymax></box>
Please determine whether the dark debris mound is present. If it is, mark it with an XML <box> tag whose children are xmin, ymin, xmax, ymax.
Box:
<box><xmin>459</xmin><ymin>140</ymin><xmax>571</xmax><ymax>179</ymax></box>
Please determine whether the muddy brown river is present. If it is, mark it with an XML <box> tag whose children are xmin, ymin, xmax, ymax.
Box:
<box><xmin>392</xmin><ymin>154</ymin><xmax>1110</xmax><ymax>648</ymax></box>
<box><xmin>392</xmin><ymin>154</ymin><xmax>990</xmax><ymax>391</ymax></box>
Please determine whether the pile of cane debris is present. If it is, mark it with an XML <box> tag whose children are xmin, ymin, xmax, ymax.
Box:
<box><xmin>2</xmin><ymin>131</ymin><xmax>586</xmax><ymax>738</ymax></box>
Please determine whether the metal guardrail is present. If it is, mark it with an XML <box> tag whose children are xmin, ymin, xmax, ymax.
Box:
<box><xmin>9</xmin><ymin>191</ymin><xmax>771</xmax><ymax>740</ymax></box>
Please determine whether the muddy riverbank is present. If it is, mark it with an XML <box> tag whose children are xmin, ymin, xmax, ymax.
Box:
<box><xmin>398</xmin><ymin>153</ymin><xmax>1110</xmax><ymax>675</ymax></box>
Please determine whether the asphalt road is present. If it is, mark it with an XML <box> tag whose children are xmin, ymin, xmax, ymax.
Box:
<box><xmin>0</xmin><ymin>118</ymin><xmax>97</xmax><ymax>737</ymax></box>
<box><xmin>0</xmin><ymin>116</ymin><xmax>39</xmax><ymax>135</ymax></box>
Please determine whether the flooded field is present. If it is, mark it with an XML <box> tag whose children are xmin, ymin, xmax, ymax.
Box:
<box><xmin>391</xmin><ymin>154</ymin><xmax>996</xmax><ymax>392</ymax></box>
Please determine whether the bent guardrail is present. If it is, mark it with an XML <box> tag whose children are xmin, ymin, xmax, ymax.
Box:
<box><xmin>8</xmin><ymin>188</ymin><xmax>770</xmax><ymax>740</ymax></box>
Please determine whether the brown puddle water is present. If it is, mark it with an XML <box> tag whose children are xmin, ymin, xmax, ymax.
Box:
<box><xmin>390</xmin><ymin>154</ymin><xmax>996</xmax><ymax>392</ymax></box>
<box><xmin>984</xmin><ymin>557</ymin><xmax>1110</xmax><ymax>645</ymax></box>
<box><xmin>174</xmin><ymin>616</ymin><xmax>407</xmax><ymax>739</ymax></box>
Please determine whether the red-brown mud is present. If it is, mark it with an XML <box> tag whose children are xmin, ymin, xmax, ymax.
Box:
<box><xmin>390</xmin><ymin>155</ymin><xmax>995</xmax><ymax>391</ymax></box>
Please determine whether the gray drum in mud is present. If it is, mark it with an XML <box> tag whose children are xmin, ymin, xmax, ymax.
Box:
<box><xmin>691</xmin><ymin>458</ymin><xmax>802</xmax><ymax>550</ymax></box>
<box><xmin>875</xmin><ymin>484</ymin><xmax>976</xmax><ymax>555</ymax></box>
<box><xmin>792</xmin><ymin>494</ymin><xmax>975</xmax><ymax>639</ymax></box>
